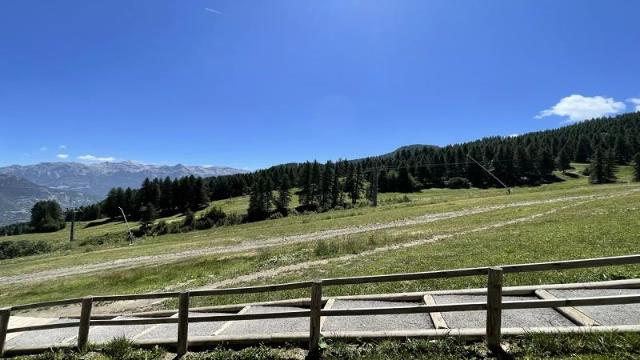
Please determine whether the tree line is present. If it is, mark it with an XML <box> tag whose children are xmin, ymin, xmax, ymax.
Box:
<box><xmin>45</xmin><ymin>111</ymin><xmax>640</xmax><ymax>224</ymax></box>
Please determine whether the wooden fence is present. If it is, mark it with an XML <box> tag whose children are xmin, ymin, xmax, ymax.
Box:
<box><xmin>2</xmin><ymin>254</ymin><xmax>640</xmax><ymax>358</ymax></box>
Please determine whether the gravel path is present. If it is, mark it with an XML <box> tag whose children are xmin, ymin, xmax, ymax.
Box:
<box><xmin>3</xmin><ymin>190</ymin><xmax>634</xmax><ymax>287</ymax></box>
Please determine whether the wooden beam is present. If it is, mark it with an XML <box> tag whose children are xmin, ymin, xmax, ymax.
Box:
<box><xmin>485</xmin><ymin>267</ymin><xmax>503</xmax><ymax>353</ymax></box>
<box><xmin>213</xmin><ymin>306</ymin><xmax>251</xmax><ymax>336</ymax></box>
<box><xmin>177</xmin><ymin>292</ymin><xmax>189</xmax><ymax>357</ymax></box>
<box><xmin>535</xmin><ymin>289</ymin><xmax>600</xmax><ymax>326</ymax></box>
<box><xmin>320</xmin><ymin>298</ymin><xmax>335</xmax><ymax>331</ymax></box>
<box><xmin>423</xmin><ymin>295</ymin><xmax>448</xmax><ymax>329</ymax></box>
<box><xmin>0</xmin><ymin>308</ymin><xmax>10</xmax><ymax>357</ymax></box>
<box><xmin>77</xmin><ymin>297</ymin><xmax>93</xmax><ymax>352</ymax></box>
<box><xmin>308</xmin><ymin>280</ymin><xmax>323</xmax><ymax>360</ymax></box>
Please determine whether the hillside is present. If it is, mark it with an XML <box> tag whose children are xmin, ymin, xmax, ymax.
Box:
<box><xmin>0</xmin><ymin>175</ymin><xmax>96</xmax><ymax>225</ymax></box>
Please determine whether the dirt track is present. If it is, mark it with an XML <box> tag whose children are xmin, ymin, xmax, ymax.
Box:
<box><xmin>1</xmin><ymin>190</ymin><xmax>635</xmax><ymax>287</ymax></box>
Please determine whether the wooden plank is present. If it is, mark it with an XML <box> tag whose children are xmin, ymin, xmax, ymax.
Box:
<box><xmin>502</xmin><ymin>294</ymin><xmax>640</xmax><ymax>309</ymax></box>
<box><xmin>190</xmin><ymin>281</ymin><xmax>312</xmax><ymax>297</ymax></box>
<box><xmin>423</xmin><ymin>295</ymin><xmax>448</xmax><ymax>329</ymax></box>
<box><xmin>535</xmin><ymin>289</ymin><xmax>600</xmax><ymax>326</ymax></box>
<box><xmin>322</xmin><ymin>267</ymin><xmax>487</xmax><ymax>286</ymax></box>
<box><xmin>11</xmin><ymin>298</ymin><xmax>83</xmax><ymax>312</ymax></box>
<box><xmin>0</xmin><ymin>308</ymin><xmax>10</xmax><ymax>357</ymax></box>
<box><xmin>501</xmin><ymin>254</ymin><xmax>640</xmax><ymax>274</ymax></box>
<box><xmin>308</xmin><ymin>280</ymin><xmax>323</xmax><ymax>360</ymax></box>
<box><xmin>320</xmin><ymin>299</ymin><xmax>335</xmax><ymax>331</ymax></box>
<box><xmin>177</xmin><ymin>292</ymin><xmax>189</xmax><ymax>357</ymax></box>
<box><xmin>322</xmin><ymin>303</ymin><xmax>487</xmax><ymax>316</ymax></box>
<box><xmin>93</xmin><ymin>292</ymin><xmax>179</xmax><ymax>302</ymax></box>
<box><xmin>485</xmin><ymin>267</ymin><xmax>503</xmax><ymax>353</ymax></box>
<box><xmin>213</xmin><ymin>306</ymin><xmax>251</xmax><ymax>336</ymax></box>
<box><xmin>77</xmin><ymin>297</ymin><xmax>93</xmax><ymax>352</ymax></box>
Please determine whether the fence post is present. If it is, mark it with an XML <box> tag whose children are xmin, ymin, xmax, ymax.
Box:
<box><xmin>77</xmin><ymin>296</ymin><xmax>93</xmax><ymax>351</ymax></box>
<box><xmin>308</xmin><ymin>280</ymin><xmax>323</xmax><ymax>360</ymax></box>
<box><xmin>486</xmin><ymin>267</ymin><xmax>503</xmax><ymax>353</ymax></box>
<box><xmin>0</xmin><ymin>307</ymin><xmax>10</xmax><ymax>357</ymax></box>
<box><xmin>177</xmin><ymin>291</ymin><xmax>190</xmax><ymax>357</ymax></box>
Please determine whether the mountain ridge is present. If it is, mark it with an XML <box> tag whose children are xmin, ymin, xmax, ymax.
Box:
<box><xmin>0</xmin><ymin>161</ymin><xmax>247</xmax><ymax>198</ymax></box>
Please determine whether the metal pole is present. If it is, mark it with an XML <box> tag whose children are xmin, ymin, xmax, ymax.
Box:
<box><xmin>118</xmin><ymin>206</ymin><xmax>135</xmax><ymax>245</ymax></box>
<box><xmin>69</xmin><ymin>209</ymin><xmax>75</xmax><ymax>242</ymax></box>
<box><xmin>466</xmin><ymin>154</ymin><xmax>511</xmax><ymax>194</ymax></box>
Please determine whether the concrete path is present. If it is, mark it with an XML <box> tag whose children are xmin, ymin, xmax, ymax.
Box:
<box><xmin>6</xmin><ymin>288</ymin><xmax>640</xmax><ymax>351</ymax></box>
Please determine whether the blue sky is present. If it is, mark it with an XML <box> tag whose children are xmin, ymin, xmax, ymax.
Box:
<box><xmin>1</xmin><ymin>0</ymin><xmax>639</xmax><ymax>170</ymax></box>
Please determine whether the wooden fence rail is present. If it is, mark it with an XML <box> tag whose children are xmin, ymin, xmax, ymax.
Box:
<box><xmin>2</xmin><ymin>253</ymin><xmax>640</xmax><ymax>358</ymax></box>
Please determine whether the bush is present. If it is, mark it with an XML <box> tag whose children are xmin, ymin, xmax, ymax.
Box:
<box><xmin>0</xmin><ymin>240</ymin><xmax>52</xmax><ymax>260</ymax></box>
<box><xmin>445</xmin><ymin>177</ymin><xmax>471</xmax><ymax>189</ymax></box>
<box><xmin>202</xmin><ymin>206</ymin><xmax>227</xmax><ymax>225</ymax></box>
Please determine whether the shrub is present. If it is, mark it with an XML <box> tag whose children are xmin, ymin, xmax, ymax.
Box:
<box><xmin>268</xmin><ymin>212</ymin><xmax>283</xmax><ymax>220</ymax></box>
<box><xmin>202</xmin><ymin>206</ymin><xmax>227</xmax><ymax>225</ymax></box>
<box><xmin>0</xmin><ymin>240</ymin><xmax>52</xmax><ymax>260</ymax></box>
<box><xmin>445</xmin><ymin>177</ymin><xmax>471</xmax><ymax>189</ymax></box>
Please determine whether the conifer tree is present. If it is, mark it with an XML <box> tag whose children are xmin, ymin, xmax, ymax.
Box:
<box><xmin>633</xmin><ymin>152</ymin><xmax>640</xmax><ymax>182</ymax></box>
<box><xmin>555</xmin><ymin>147</ymin><xmax>571</xmax><ymax>172</ymax></box>
<box><xmin>320</xmin><ymin>161</ymin><xmax>334</xmax><ymax>209</ymax></box>
<box><xmin>589</xmin><ymin>146</ymin><xmax>616</xmax><ymax>184</ymax></box>
<box><xmin>275</xmin><ymin>175</ymin><xmax>291</xmax><ymax>214</ymax></box>
<box><xmin>330</xmin><ymin>167</ymin><xmax>341</xmax><ymax>208</ymax></box>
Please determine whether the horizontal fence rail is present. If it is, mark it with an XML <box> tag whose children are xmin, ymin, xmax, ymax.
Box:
<box><xmin>2</xmin><ymin>253</ymin><xmax>640</xmax><ymax>358</ymax></box>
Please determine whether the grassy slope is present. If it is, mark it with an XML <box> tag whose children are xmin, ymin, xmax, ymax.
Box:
<box><xmin>5</xmin><ymin>165</ymin><xmax>640</xmax><ymax>359</ymax></box>
<box><xmin>0</xmin><ymin>165</ymin><xmax>638</xmax><ymax>308</ymax></box>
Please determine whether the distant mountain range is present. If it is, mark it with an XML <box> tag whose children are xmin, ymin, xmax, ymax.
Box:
<box><xmin>0</xmin><ymin>161</ymin><xmax>247</xmax><ymax>225</ymax></box>
<box><xmin>0</xmin><ymin>174</ymin><xmax>98</xmax><ymax>225</ymax></box>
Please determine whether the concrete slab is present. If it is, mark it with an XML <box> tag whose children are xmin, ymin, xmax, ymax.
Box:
<box><xmin>549</xmin><ymin>289</ymin><xmax>640</xmax><ymax>326</ymax></box>
<box><xmin>88</xmin><ymin>316</ymin><xmax>158</xmax><ymax>344</ymax></box>
<box><xmin>219</xmin><ymin>306</ymin><xmax>308</xmax><ymax>336</ymax></box>
<box><xmin>432</xmin><ymin>295</ymin><xmax>575</xmax><ymax>328</ymax></box>
<box><xmin>5</xmin><ymin>319</ymin><xmax>78</xmax><ymax>349</ymax></box>
<box><xmin>134</xmin><ymin>312</ymin><xmax>229</xmax><ymax>341</ymax></box>
<box><xmin>322</xmin><ymin>300</ymin><xmax>433</xmax><ymax>332</ymax></box>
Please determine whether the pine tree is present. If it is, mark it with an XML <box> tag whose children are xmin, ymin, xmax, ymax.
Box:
<box><xmin>589</xmin><ymin>146</ymin><xmax>616</xmax><ymax>184</ymax></box>
<box><xmin>139</xmin><ymin>202</ymin><xmax>158</xmax><ymax>233</ymax></box>
<box><xmin>613</xmin><ymin>135</ymin><xmax>629</xmax><ymax>164</ymax></box>
<box><xmin>330</xmin><ymin>167</ymin><xmax>341</xmax><ymax>208</ymax></box>
<box><xmin>247</xmin><ymin>176</ymin><xmax>272</xmax><ymax>221</ymax></box>
<box><xmin>30</xmin><ymin>200</ymin><xmax>66</xmax><ymax>232</ymax></box>
<box><xmin>320</xmin><ymin>161</ymin><xmax>334</xmax><ymax>209</ymax></box>
<box><xmin>554</xmin><ymin>147</ymin><xmax>571</xmax><ymax>172</ymax></box>
<box><xmin>633</xmin><ymin>152</ymin><xmax>640</xmax><ymax>182</ymax></box>
<box><xmin>535</xmin><ymin>147</ymin><xmax>555</xmax><ymax>177</ymax></box>
<box><xmin>275</xmin><ymin>175</ymin><xmax>291</xmax><ymax>215</ymax></box>
<box><xmin>396</xmin><ymin>165</ymin><xmax>417</xmax><ymax>192</ymax></box>
<box><xmin>574</xmin><ymin>135</ymin><xmax>592</xmax><ymax>163</ymax></box>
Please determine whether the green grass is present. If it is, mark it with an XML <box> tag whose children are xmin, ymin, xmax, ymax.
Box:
<box><xmin>1</xmin><ymin>165</ymin><xmax>639</xmax><ymax>308</ymax></box>
<box><xmin>12</xmin><ymin>333</ymin><xmax>640</xmax><ymax>359</ymax></box>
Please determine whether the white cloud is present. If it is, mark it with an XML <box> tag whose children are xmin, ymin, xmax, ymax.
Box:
<box><xmin>204</xmin><ymin>7</ymin><xmax>222</xmax><ymax>14</ymax></box>
<box><xmin>39</xmin><ymin>146</ymin><xmax>48</xmax><ymax>151</ymax></box>
<box><xmin>77</xmin><ymin>154</ymin><xmax>116</xmax><ymax>162</ymax></box>
<box><xmin>56</xmin><ymin>154</ymin><xmax>69</xmax><ymax>159</ymax></box>
<box><xmin>628</xmin><ymin>98</ymin><xmax>640</xmax><ymax>112</ymax></box>
<box><xmin>536</xmin><ymin>94</ymin><xmax>626</xmax><ymax>122</ymax></box>
<box><xmin>58</xmin><ymin>145</ymin><xmax>67</xmax><ymax>150</ymax></box>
